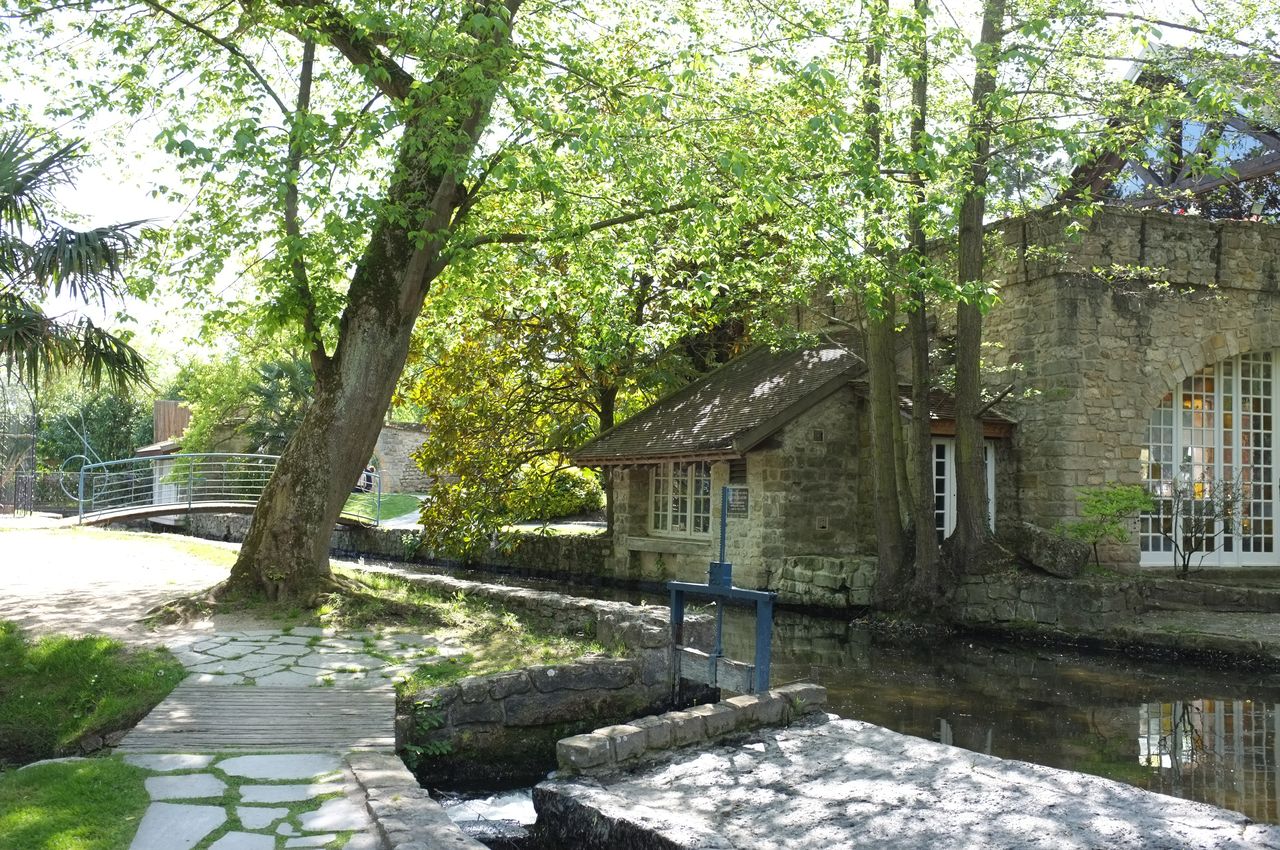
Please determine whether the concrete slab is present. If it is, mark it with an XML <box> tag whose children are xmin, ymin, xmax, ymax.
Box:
<box><xmin>207</xmin><ymin>832</ymin><xmax>275</xmax><ymax>850</ymax></box>
<box><xmin>128</xmin><ymin>802</ymin><xmax>225</xmax><ymax>850</ymax></box>
<box><xmin>145</xmin><ymin>773</ymin><xmax>227</xmax><ymax>800</ymax></box>
<box><xmin>125</xmin><ymin>754</ymin><xmax>215</xmax><ymax>772</ymax></box>
<box><xmin>535</xmin><ymin>716</ymin><xmax>1280</xmax><ymax>850</ymax></box>
<box><xmin>239</xmin><ymin>782</ymin><xmax>345</xmax><ymax>803</ymax></box>
<box><xmin>217</xmin><ymin>754</ymin><xmax>341</xmax><ymax>780</ymax></box>
<box><xmin>236</xmin><ymin>806</ymin><xmax>290</xmax><ymax>829</ymax></box>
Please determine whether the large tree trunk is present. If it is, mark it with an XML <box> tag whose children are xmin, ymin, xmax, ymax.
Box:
<box><xmin>225</xmin><ymin>4</ymin><xmax>518</xmax><ymax>601</ymax></box>
<box><xmin>907</xmin><ymin>0</ymin><xmax>940</xmax><ymax>605</ymax></box>
<box><xmin>861</xmin><ymin>0</ymin><xmax>908</xmax><ymax>605</ymax></box>
<box><xmin>597</xmin><ymin>383</ymin><xmax>618</xmax><ymax>530</ymax></box>
<box><xmin>950</xmin><ymin>0</ymin><xmax>1004</xmax><ymax>565</ymax></box>
<box><xmin>867</xmin><ymin>303</ymin><xmax>909</xmax><ymax>604</ymax></box>
<box><xmin>231</xmin><ymin>299</ymin><xmax>420</xmax><ymax>601</ymax></box>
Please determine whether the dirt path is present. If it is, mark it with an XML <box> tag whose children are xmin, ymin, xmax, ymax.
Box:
<box><xmin>0</xmin><ymin>522</ymin><xmax>244</xmax><ymax>643</ymax></box>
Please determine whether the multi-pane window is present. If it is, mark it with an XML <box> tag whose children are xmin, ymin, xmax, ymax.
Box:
<box><xmin>1141</xmin><ymin>352</ymin><xmax>1275</xmax><ymax>567</ymax></box>
<box><xmin>933</xmin><ymin>440</ymin><xmax>996</xmax><ymax>542</ymax></box>
<box><xmin>650</xmin><ymin>461</ymin><xmax>712</xmax><ymax>537</ymax></box>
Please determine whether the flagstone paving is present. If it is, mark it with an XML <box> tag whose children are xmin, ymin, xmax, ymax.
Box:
<box><xmin>125</xmin><ymin>753</ymin><xmax>378</xmax><ymax>850</ymax></box>
<box><xmin>121</xmin><ymin>626</ymin><xmax>454</xmax><ymax>848</ymax></box>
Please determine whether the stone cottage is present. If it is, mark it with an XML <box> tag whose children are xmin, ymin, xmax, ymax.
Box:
<box><xmin>571</xmin><ymin>341</ymin><xmax>1014</xmax><ymax>606</ymax></box>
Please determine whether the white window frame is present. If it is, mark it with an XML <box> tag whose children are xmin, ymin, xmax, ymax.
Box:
<box><xmin>649</xmin><ymin>461</ymin><xmax>713</xmax><ymax>538</ymax></box>
<box><xmin>933</xmin><ymin>439</ymin><xmax>996</xmax><ymax>541</ymax></box>
<box><xmin>1140</xmin><ymin>352</ymin><xmax>1276</xmax><ymax>568</ymax></box>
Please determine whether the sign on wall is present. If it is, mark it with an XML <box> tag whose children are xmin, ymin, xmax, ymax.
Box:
<box><xmin>726</xmin><ymin>485</ymin><xmax>749</xmax><ymax>517</ymax></box>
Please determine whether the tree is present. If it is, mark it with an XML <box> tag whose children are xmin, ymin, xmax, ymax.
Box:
<box><xmin>0</xmin><ymin>128</ymin><xmax>147</xmax><ymax>392</ymax></box>
<box><xmin>5</xmin><ymin>0</ymin><xmax>809</xmax><ymax>599</ymax></box>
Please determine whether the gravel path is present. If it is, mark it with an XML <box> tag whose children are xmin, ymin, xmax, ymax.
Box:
<box><xmin>0</xmin><ymin>523</ymin><xmax>239</xmax><ymax>642</ymax></box>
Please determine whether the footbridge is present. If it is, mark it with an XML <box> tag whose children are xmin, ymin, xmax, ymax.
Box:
<box><xmin>75</xmin><ymin>453</ymin><xmax>382</xmax><ymax>527</ymax></box>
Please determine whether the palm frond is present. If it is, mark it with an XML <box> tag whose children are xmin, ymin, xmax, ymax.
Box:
<box><xmin>0</xmin><ymin>292</ymin><xmax>149</xmax><ymax>392</ymax></box>
<box><xmin>0</xmin><ymin>130</ymin><xmax>82</xmax><ymax>236</ymax></box>
<box><xmin>29</xmin><ymin>222</ymin><xmax>142</xmax><ymax>303</ymax></box>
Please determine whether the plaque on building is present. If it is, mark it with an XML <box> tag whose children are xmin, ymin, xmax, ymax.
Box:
<box><xmin>726</xmin><ymin>485</ymin><xmax>749</xmax><ymax>517</ymax></box>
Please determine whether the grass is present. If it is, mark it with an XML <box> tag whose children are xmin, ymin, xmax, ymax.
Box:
<box><xmin>312</xmin><ymin>568</ymin><xmax>609</xmax><ymax>693</ymax></box>
<box><xmin>0</xmin><ymin>758</ymin><xmax>150</xmax><ymax>850</ymax></box>
<box><xmin>341</xmin><ymin>492</ymin><xmax>420</xmax><ymax>521</ymax></box>
<box><xmin>0</xmin><ymin>622</ymin><xmax>185</xmax><ymax>767</ymax></box>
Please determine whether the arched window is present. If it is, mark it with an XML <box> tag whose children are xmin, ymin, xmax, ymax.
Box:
<box><xmin>1140</xmin><ymin>352</ymin><xmax>1275</xmax><ymax>567</ymax></box>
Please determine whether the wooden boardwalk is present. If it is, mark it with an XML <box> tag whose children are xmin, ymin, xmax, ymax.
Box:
<box><xmin>119</xmin><ymin>681</ymin><xmax>396</xmax><ymax>753</ymax></box>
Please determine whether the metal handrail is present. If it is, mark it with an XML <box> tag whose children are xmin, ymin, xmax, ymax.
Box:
<box><xmin>76</xmin><ymin>453</ymin><xmax>381</xmax><ymax>527</ymax></box>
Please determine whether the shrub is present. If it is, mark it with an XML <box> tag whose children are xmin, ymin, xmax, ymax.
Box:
<box><xmin>504</xmin><ymin>464</ymin><xmax>604</xmax><ymax>521</ymax></box>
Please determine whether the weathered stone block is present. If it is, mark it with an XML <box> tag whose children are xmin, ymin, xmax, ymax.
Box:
<box><xmin>449</xmin><ymin>697</ymin><xmax>503</xmax><ymax>726</ymax></box>
<box><xmin>457</xmin><ymin>677</ymin><xmax>491</xmax><ymax>704</ymax></box>
<box><xmin>487</xmin><ymin>671</ymin><xmax>530</xmax><ymax>700</ymax></box>
<box><xmin>629</xmin><ymin>715</ymin><xmax>672</xmax><ymax>750</ymax></box>
<box><xmin>773</xmin><ymin>683</ymin><xmax>827</xmax><ymax>716</ymax></box>
<box><xmin>557</xmin><ymin>734</ymin><xmax>613</xmax><ymax>771</ymax></box>
<box><xmin>687</xmin><ymin>703</ymin><xmax>736</xmax><ymax>738</ymax></box>
<box><xmin>598</xmin><ymin>724</ymin><xmax>647</xmax><ymax>762</ymax></box>
<box><xmin>1003</xmin><ymin>522</ymin><xmax>1089</xmax><ymax>578</ymax></box>
<box><xmin>663</xmin><ymin>710</ymin><xmax>706</xmax><ymax>746</ymax></box>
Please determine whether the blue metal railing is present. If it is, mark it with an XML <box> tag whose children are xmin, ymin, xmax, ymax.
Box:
<box><xmin>76</xmin><ymin>453</ymin><xmax>381</xmax><ymax>526</ymax></box>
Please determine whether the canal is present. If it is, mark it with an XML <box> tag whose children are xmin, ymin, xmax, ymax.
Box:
<box><xmin>391</xmin><ymin>560</ymin><xmax>1280</xmax><ymax>825</ymax></box>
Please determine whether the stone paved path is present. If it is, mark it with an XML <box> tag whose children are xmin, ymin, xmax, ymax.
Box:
<box><xmin>122</xmin><ymin>626</ymin><xmax>458</xmax><ymax>848</ymax></box>
<box><xmin>125</xmin><ymin>752</ymin><xmax>379</xmax><ymax>850</ymax></box>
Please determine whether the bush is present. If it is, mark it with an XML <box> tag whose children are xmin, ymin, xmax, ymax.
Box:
<box><xmin>504</xmin><ymin>464</ymin><xmax>604</xmax><ymax>521</ymax></box>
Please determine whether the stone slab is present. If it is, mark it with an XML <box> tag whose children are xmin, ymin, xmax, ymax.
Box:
<box><xmin>298</xmin><ymin>798</ymin><xmax>371</xmax><ymax>832</ymax></box>
<box><xmin>207</xmin><ymin>833</ymin><xmax>275</xmax><ymax>850</ymax></box>
<box><xmin>217</xmin><ymin>754</ymin><xmax>341</xmax><ymax>780</ymax></box>
<box><xmin>240</xmin><ymin>782</ymin><xmax>345</xmax><ymax>803</ymax></box>
<box><xmin>145</xmin><ymin>773</ymin><xmax>227</xmax><ymax>800</ymax></box>
<box><xmin>535</xmin><ymin>716</ymin><xmax>1280</xmax><ymax>850</ymax></box>
<box><xmin>128</xmin><ymin>802</ymin><xmax>225</xmax><ymax>850</ymax></box>
<box><xmin>285</xmin><ymin>837</ymin><xmax>337</xmax><ymax>848</ymax></box>
<box><xmin>236</xmin><ymin>806</ymin><xmax>290</xmax><ymax>829</ymax></box>
<box><xmin>127</xmin><ymin>748</ymin><xmax>221</xmax><ymax>767</ymax></box>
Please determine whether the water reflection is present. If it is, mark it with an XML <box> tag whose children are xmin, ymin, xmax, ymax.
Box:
<box><xmin>1140</xmin><ymin>700</ymin><xmax>1280</xmax><ymax>822</ymax></box>
<box><xmin>720</xmin><ymin>608</ymin><xmax>1280</xmax><ymax>823</ymax></box>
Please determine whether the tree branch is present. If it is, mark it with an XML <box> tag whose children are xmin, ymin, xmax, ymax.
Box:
<box><xmin>462</xmin><ymin>200</ymin><xmax>698</xmax><ymax>250</ymax></box>
<box><xmin>976</xmin><ymin>382</ymin><xmax>1015</xmax><ymax>418</ymax></box>
<box><xmin>271</xmin><ymin>0</ymin><xmax>416</xmax><ymax>99</ymax></box>
<box><xmin>283</xmin><ymin>39</ymin><xmax>331</xmax><ymax>377</ymax></box>
<box><xmin>138</xmin><ymin>0</ymin><xmax>289</xmax><ymax>115</ymax></box>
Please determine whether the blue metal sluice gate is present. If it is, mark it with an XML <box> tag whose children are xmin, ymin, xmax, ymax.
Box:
<box><xmin>668</xmin><ymin>486</ymin><xmax>776</xmax><ymax>695</ymax></box>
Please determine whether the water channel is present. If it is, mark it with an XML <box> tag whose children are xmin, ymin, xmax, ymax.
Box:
<box><xmin>396</xmin><ymin>561</ymin><xmax>1280</xmax><ymax>828</ymax></box>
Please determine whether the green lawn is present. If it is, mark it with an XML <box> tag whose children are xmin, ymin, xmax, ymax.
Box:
<box><xmin>0</xmin><ymin>758</ymin><xmax>149</xmax><ymax>850</ymax></box>
<box><xmin>342</xmin><ymin>492</ymin><xmax>421</xmax><ymax>521</ymax></box>
<box><xmin>0</xmin><ymin>622</ymin><xmax>185</xmax><ymax>767</ymax></box>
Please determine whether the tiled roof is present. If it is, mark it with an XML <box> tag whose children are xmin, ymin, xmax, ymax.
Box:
<box><xmin>572</xmin><ymin>342</ymin><xmax>864</xmax><ymax>465</ymax></box>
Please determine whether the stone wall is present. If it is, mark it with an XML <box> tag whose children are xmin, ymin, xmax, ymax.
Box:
<box><xmin>371</xmin><ymin>422</ymin><xmax>433</xmax><ymax>493</ymax></box>
<box><xmin>985</xmin><ymin>208</ymin><xmax>1280</xmax><ymax>565</ymax></box>
<box><xmin>402</xmin><ymin>657</ymin><xmax>687</xmax><ymax>787</ymax></box>
<box><xmin>948</xmin><ymin>573</ymin><xmax>1140</xmax><ymax>632</ymax></box>
<box><xmin>553</xmin><ymin>682</ymin><xmax>828</xmax><ymax>775</ymax></box>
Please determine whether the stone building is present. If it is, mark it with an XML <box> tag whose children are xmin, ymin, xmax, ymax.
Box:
<box><xmin>572</xmin><ymin>341</ymin><xmax>1013</xmax><ymax>606</ymax></box>
<box><xmin>576</xmin><ymin>207</ymin><xmax>1280</xmax><ymax>588</ymax></box>
<box><xmin>987</xmin><ymin>207</ymin><xmax>1280</xmax><ymax>569</ymax></box>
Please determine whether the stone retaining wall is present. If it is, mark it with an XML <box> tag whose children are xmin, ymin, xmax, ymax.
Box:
<box><xmin>555</xmin><ymin>683</ymin><xmax>828</xmax><ymax>775</ymax></box>
<box><xmin>948</xmin><ymin>570</ymin><xmax>1280</xmax><ymax>635</ymax></box>
<box><xmin>347</xmin><ymin>751</ymin><xmax>485</xmax><ymax>850</ymax></box>
<box><xmin>182</xmin><ymin>513</ymin><xmax>613</xmax><ymax>579</ymax></box>
<box><xmin>948</xmin><ymin>573</ymin><xmax>1138</xmax><ymax>632</ymax></box>
<box><xmin>402</xmin><ymin>657</ymin><xmax>693</xmax><ymax>787</ymax></box>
